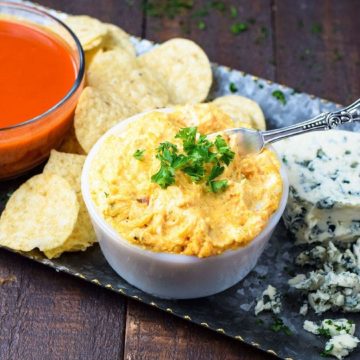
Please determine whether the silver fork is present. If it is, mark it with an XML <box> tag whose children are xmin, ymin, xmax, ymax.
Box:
<box><xmin>212</xmin><ymin>98</ymin><xmax>360</xmax><ymax>154</ymax></box>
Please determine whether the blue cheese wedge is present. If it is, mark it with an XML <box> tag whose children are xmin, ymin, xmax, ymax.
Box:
<box><xmin>254</xmin><ymin>285</ymin><xmax>281</xmax><ymax>315</ymax></box>
<box><xmin>290</xmin><ymin>240</ymin><xmax>360</xmax><ymax>313</ymax></box>
<box><xmin>274</xmin><ymin>130</ymin><xmax>360</xmax><ymax>244</ymax></box>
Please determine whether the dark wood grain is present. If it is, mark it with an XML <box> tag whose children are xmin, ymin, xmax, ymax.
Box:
<box><xmin>124</xmin><ymin>300</ymin><xmax>273</xmax><ymax>360</ymax></box>
<box><xmin>274</xmin><ymin>0</ymin><xmax>360</xmax><ymax>104</ymax></box>
<box><xmin>0</xmin><ymin>250</ymin><xmax>126</xmax><ymax>360</ymax></box>
<box><xmin>145</xmin><ymin>0</ymin><xmax>275</xmax><ymax>79</ymax></box>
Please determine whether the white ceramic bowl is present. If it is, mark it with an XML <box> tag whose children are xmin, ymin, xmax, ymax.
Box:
<box><xmin>82</xmin><ymin>109</ymin><xmax>289</xmax><ymax>299</ymax></box>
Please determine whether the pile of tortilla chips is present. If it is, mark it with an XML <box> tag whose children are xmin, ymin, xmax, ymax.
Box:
<box><xmin>0</xmin><ymin>15</ymin><xmax>266</xmax><ymax>259</ymax></box>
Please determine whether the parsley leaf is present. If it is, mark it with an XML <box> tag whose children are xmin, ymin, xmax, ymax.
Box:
<box><xmin>230</xmin><ymin>6</ymin><xmax>237</xmax><ymax>18</ymax></box>
<box><xmin>230</xmin><ymin>22</ymin><xmax>248</xmax><ymax>34</ymax></box>
<box><xmin>175</xmin><ymin>127</ymin><xmax>197</xmax><ymax>151</ymax></box>
<box><xmin>133</xmin><ymin>149</ymin><xmax>145</xmax><ymax>160</ymax></box>
<box><xmin>272</xmin><ymin>90</ymin><xmax>287</xmax><ymax>105</ymax></box>
<box><xmin>151</xmin><ymin>165</ymin><xmax>175</xmax><ymax>189</ymax></box>
<box><xmin>209</xmin><ymin>179</ymin><xmax>228</xmax><ymax>193</ymax></box>
<box><xmin>229</xmin><ymin>82</ymin><xmax>238</xmax><ymax>93</ymax></box>
<box><xmin>321</xmin><ymin>344</ymin><xmax>334</xmax><ymax>357</ymax></box>
<box><xmin>215</xmin><ymin>136</ymin><xmax>235</xmax><ymax>165</ymax></box>
<box><xmin>197</xmin><ymin>20</ymin><xmax>206</xmax><ymax>30</ymax></box>
<box><xmin>270</xmin><ymin>317</ymin><xmax>292</xmax><ymax>335</ymax></box>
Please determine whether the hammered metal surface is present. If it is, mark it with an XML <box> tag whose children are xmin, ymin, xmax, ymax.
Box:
<box><xmin>1</xmin><ymin>2</ymin><xmax>360</xmax><ymax>359</ymax></box>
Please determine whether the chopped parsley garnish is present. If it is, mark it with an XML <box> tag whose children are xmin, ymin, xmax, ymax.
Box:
<box><xmin>104</xmin><ymin>192</ymin><xmax>109</xmax><ymax>198</ymax></box>
<box><xmin>230</xmin><ymin>22</ymin><xmax>248</xmax><ymax>35</ymax></box>
<box><xmin>151</xmin><ymin>127</ymin><xmax>234</xmax><ymax>192</ymax></box>
<box><xmin>270</xmin><ymin>317</ymin><xmax>292</xmax><ymax>335</ymax></box>
<box><xmin>229</xmin><ymin>82</ymin><xmax>238</xmax><ymax>93</ymax></box>
<box><xmin>272</xmin><ymin>90</ymin><xmax>287</xmax><ymax>105</ymax></box>
<box><xmin>133</xmin><ymin>149</ymin><xmax>145</xmax><ymax>160</ymax></box>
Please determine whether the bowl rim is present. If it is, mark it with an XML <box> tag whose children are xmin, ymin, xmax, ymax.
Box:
<box><xmin>82</xmin><ymin>108</ymin><xmax>289</xmax><ymax>264</ymax></box>
<box><xmin>0</xmin><ymin>0</ymin><xmax>85</xmax><ymax>132</ymax></box>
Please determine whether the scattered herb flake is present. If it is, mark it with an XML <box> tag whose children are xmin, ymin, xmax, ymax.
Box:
<box><xmin>255</xmin><ymin>26</ymin><xmax>269</xmax><ymax>44</ymax></box>
<box><xmin>270</xmin><ymin>317</ymin><xmax>292</xmax><ymax>335</ymax></box>
<box><xmin>230</xmin><ymin>22</ymin><xmax>248</xmax><ymax>35</ymax></box>
<box><xmin>321</xmin><ymin>344</ymin><xmax>334</xmax><ymax>357</ymax></box>
<box><xmin>333</xmin><ymin>49</ymin><xmax>343</xmax><ymax>62</ymax></box>
<box><xmin>133</xmin><ymin>149</ymin><xmax>145</xmax><ymax>160</ymax></box>
<box><xmin>272</xmin><ymin>90</ymin><xmax>287</xmax><ymax>105</ymax></box>
<box><xmin>318</xmin><ymin>327</ymin><xmax>331</xmax><ymax>338</ymax></box>
<box><xmin>104</xmin><ymin>192</ymin><xmax>109</xmax><ymax>198</ymax></box>
<box><xmin>311</xmin><ymin>23</ymin><xmax>323</xmax><ymax>34</ymax></box>
<box><xmin>230</xmin><ymin>5</ymin><xmax>237</xmax><ymax>18</ymax></box>
<box><xmin>256</xmin><ymin>318</ymin><xmax>264</xmax><ymax>325</ymax></box>
<box><xmin>229</xmin><ymin>82</ymin><xmax>238</xmax><ymax>93</ymax></box>
<box><xmin>211</xmin><ymin>0</ymin><xmax>226</xmax><ymax>12</ymax></box>
<box><xmin>247</xmin><ymin>17</ymin><xmax>256</xmax><ymax>25</ymax></box>
<box><xmin>144</xmin><ymin>0</ymin><xmax>194</xmax><ymax>19</ymax></box>
<box><xmin>191</xmin><ymin>8</ymin><xmax>209</xmax><ymax>18</ymax></box>
<box><xmin>298</xmin><ymin>19</ymin><xmax>304</xmax><ymax>29</ymax></box>
<box><xmin>197</xmin><ymin>20</ymin><xmax>206</xmax><ymax>30</ymax></box>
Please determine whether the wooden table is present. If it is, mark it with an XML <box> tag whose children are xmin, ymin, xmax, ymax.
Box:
<box><xmin>1</xmin><ymin>1</ymin><xmax>359</xmax><ymax>359</ymax></box>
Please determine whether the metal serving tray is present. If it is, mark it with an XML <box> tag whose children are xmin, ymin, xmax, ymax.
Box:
<box><xmin>2</xmin><ymin>2</ymin><xmax>360</xmax><ymax>359</ymax></box>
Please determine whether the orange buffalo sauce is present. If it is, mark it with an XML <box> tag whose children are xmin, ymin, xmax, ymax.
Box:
<box><xmin>0</xmin><ymin>20</ymin><xmax>76</xmax><ymax>127</ymax></box>
<box><xmin>0</xmin><ymin>19</ymin><xmax>83</xmax><ymax>179</ymax></box>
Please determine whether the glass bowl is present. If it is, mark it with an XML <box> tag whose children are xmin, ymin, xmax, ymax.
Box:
<box><xmin>0</xmin><ymin>1</ymin><xmax>84</xmax><ymax>180</ymax></box>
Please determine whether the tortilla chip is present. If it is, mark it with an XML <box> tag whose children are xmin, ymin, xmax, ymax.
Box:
<box><xmin>88</xmin><ymin>50</ymin><xmax>169</xmax><ymax>109</ymax></box>
<box><xmin>212</xmin><ymin>95</ymin><xmax>266</xmax><ymax>130</ymax></box>
<box><xmin>74</xmin><ymin>87</ymin><xmax>133</xmax><ymax>153</ymax></box>
<box><xmin>102</xmin><ymin>23</ymin><xmax>136</xmax><ymax>56</ymax></box>
<box><xmin>64</xmin><ymin>15</ymin><xmax>107</xmax><ymax>51</ymax></box>
<box><xmin>43</xmin><ymin>150</ymin><xmax>86</xmax><ymax>191</ymax></box>
<box><xmin>0</xmin><ymin>174</ymin><xmax>79</xmax><ymax>252</ymax></box>
<box><xmin>84</xmin><ymin>46</ymin><xmax>103</xmax><ymax>72</ymax></box>
<box><xmin>139</xmin><ymin>38</ymin><xmax>212</xmax><ymax>104</ymax></box>
<box><xmin>42</xmin><ymin>151</ymin><xmax>97</xmax><ymax>258</ymax></box>
<box><xmin>57</xmin><ymin>125</ymin><xmax>86</xmax><ymax>155</ymax></box>
<box><xmin>87</xmin><ymin>49</ymin><xmax>137</xmax><ymax>90</ymax></box>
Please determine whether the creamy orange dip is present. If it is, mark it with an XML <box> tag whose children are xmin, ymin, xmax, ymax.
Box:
<box><xmin>89</xmin><ymin>104</ymin><xmax>283</xmax><ymax>257</ymax></box>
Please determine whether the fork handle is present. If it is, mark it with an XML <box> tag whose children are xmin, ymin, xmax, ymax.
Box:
<box><xmin>262</xmin><ymin>98</ymin><xmax>360</xmax><ymax>145</ymax></box>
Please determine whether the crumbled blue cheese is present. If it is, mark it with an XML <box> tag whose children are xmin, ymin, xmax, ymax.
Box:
<box><xmin>304</xmin><ymin>319</ymin><xmax>355</xmax><ymax>337</ymax></box>
<box><xmin>274</xmin><ymin>130</ymin><xmax>360</xmax><ymax>244</ymax></box>
<box><xmin>254</xmin><ymin>285</ymin><xmax>281</xmax><ymax>315</ymax></box>
<box><xmin>299</xmin><ymin>302</ymin><xmax>308</xmax><ymax>316</ymax></box>
<box><xmin>289</xmin><ymin>240</ymin><xmax>360</xmax><ymax>313</ymax></box>
<box><xmin>324</xmin><ymin>334</ymin><xmax>359</xmax><ymax>359</ymax></box>
<box><xmin>304</xmin><ymin>319</ymin><xmax>358</xmax><ymax>359</ymax></box>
